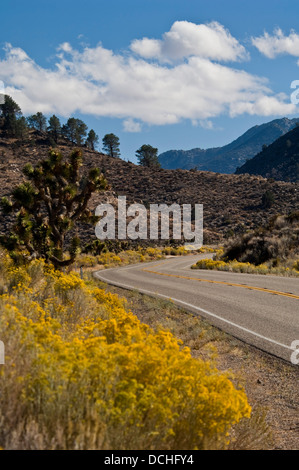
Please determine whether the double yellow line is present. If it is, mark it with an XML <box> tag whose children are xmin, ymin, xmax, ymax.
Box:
<box><xmin>142</xmin><ymin>266</ymin><xmax>299</xmax><ymax>300</ymax></box>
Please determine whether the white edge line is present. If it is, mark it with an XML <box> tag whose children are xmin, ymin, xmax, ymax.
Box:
<box><xmin>94</xmin><ymin>271</ymin><xmax>293</xmax><ymax>352</ymax></box>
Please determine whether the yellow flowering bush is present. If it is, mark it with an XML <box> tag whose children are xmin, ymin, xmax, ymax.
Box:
<box><xmin>192</xmin><ymin>258</ymin><xmax>299</xmax><ymax>276</ymax></box>
<box><xmin>192</xmin><ymin>259</ymin><xmax>227</xmax><ymax>270</ymax></box>
<box><xmin>0</xmin><ymin>256</ymin><xmax>251</xmax><ymax>450</ymax></box>
<box><xmin>75</xmin><ymin>245</ymin><xmax>203</xmax><ymax>271</ymax></box>
<box><xmin>197</xmin><ymin>246</ymin><xmax>224</xmax><ymax>254</ymax></box>
<box><xmin>293</xmin><ymin>260</ymin><xmax>299</xmax><ymax>272</ymax></box>
<box><xmin>162</xmin><ymin>246</ymin><xmax>189</xmax><ymax>256</ymax></box>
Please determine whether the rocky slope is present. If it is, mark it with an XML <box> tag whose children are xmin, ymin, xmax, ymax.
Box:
<box><xmin>0</xmin><ymin>130</ymin><xmax>298</xmax><ymax>245</ymax></box>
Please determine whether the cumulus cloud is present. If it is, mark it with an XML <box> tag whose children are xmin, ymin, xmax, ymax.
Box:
<box><xmin>229</xmin><ymin>95</ymin><xmax>295</xmax><ymax>117</ymax></box>
<box><xmin>0</xmin><ymin>23</ymin><xmax>296</xmax><ymax>128</ymax></box>
<box><xmin>252</xmin><ymin>28</ymin><xmax>299</xmax><ymax>58</ymax></box>
<box><xmin>58</xmin><ymin>42</ymin><xmax>73</xmax><ymax>54</ymax></box>
<box><xmin>130</xmin><ymin>21</ymin><xmax>248</xmax><ymax>62</ymax></box>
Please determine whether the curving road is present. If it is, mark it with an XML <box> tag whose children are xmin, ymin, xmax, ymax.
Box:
<box><xmin>94</xmin><ymin>254</ymin><xmax>299</xmax><ymax>363</ymax></box>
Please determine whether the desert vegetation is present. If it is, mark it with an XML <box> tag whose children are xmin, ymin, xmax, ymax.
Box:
<box><xmin>0</xmin><ymin>251</ymin><xmax>251</xmax><ymax>450</ymax></box>
<box><xmin>221</xmin><ymin>212</ymin><xmax>299</xmax><ymax>267</ymax></box>
<box><xmin>76</xmin><ymin>245</ymin><xmax>189</xmax><ymax>270</ymax></box>
<box><xmin>192</xmin><ymin>257</ymin><xmax>299</xmax><ymax>276</ymax></box>
<box><xmin>192</xmin><ymin>213</ymin><xmax>299</xmax><ymax>275</ymax></box>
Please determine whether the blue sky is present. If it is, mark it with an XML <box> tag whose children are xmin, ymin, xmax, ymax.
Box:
<box><xmin>1</xmin><ymin>0</ymin><xmax>299</xmax><ymax>163</ymax></box>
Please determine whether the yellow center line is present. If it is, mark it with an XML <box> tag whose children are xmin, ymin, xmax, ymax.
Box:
<box><xmin>142</xmin><ymin>266</ymin><xmax>299</xmax><ymax>300</ymax></box>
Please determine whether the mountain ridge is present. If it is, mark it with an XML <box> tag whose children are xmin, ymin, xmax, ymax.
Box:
<box><xmin>159</xmin><ymin>117</ymin><xmax>299</xmax><ymax>173</ymax></box>
<box><xmin>236</xmin><ymin>124</ymin><xmax>299</xmax><ymax>182</ymax></box>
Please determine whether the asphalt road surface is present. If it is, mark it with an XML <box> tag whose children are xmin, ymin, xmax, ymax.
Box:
<box><xmin>94</xmin><ymin>254</ymin><xmax>299</xmax><ymax>363</ymax></box>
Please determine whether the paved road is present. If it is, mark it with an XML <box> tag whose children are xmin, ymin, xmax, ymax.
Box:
<box><xmin>94</xmin><ymin>254</ymin><xmax>299</xmax><ymax>363</ymax></box>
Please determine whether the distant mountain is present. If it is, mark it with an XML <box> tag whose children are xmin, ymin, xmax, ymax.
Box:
<box><xmin>159</xmin><ymin>118</ymin><xmax>299</xmax><ymax>173</ymax></box>
<box><xmin>235</xmin><ymin>125</ymin><xmax>299</xmax><ymax>182</ymax></box>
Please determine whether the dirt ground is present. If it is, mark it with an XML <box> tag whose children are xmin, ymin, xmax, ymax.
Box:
<box><xmin>101</xmin><ymin>282</ymin><xmax>299</xmax><ymax>450</ymax></box>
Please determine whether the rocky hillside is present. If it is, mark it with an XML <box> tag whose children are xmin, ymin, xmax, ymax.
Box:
<box><xmin>159</xmin><ymin>118</ymin><xmax>298</xmax><ymax>173</ymax></box>
<box><xmin>0</xmin><ymin>130</ymin><xmax>298</xmax><ymax>245</ymax></box>
<box><xmin>222</xmin><ymin>212</ymin><xmax>299</xmax><ymax>266</ymax></box>
<box><xmin>235</xmin><ymin>125</ymin><xmax>299</xmax><ymax>182</ymax></box>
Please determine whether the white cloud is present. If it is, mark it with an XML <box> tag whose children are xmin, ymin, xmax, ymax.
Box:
<box><xmin>123</xmin><ymin>118</ymin><xmax>142</xmax><ymax>132</ymax></box>
<box><xmin>131</xmin><ymin>38</ymin><xmax>161</xmax><ymax>60</ymax></box>
<box><xmin>191</xmin><ymin>119</ymin><xmax>214</xmax><ymax>129</ymax></box>
<box><xmin>58</xmin><ymin>42</ymin><xmax>73</xmax><ymax>53</ymax></box>
<box><xmin>252</xmin><ymin>28</ymin><xmax>299</xmax><ymax>58</ymax></box>
<box><xmin>199</xmin><ymin>120</ymin><xmax>214</xmax><ymax>130</ymax></box>
<box><xmin>230</xmin><ymin>95</ymin><xmax>295</xmax><ymax>117</ymax></box>
<box><xmin>0</xmin><ymin>24</ymin><xmax>296</xmax><ymax>128</ymax></box>
<box><xmin>130</xmin><ymin>21</ymin><xmax>248</xmax><ymax>62</ymax></box>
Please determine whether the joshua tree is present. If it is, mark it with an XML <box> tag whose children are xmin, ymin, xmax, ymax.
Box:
<box><xmin>0</xmin><ymin>148</ymin><xmax>107</xmax><ymax>268</ymax></box>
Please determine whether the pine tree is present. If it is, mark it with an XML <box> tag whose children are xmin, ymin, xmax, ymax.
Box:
<box><xmin>48</xmin><ymin>115</ymin><xmax>62</xmax><ymax>143</ymax></box>
<box><xmin>102</xmin><ymin>133</ymin><xmax>120</xmax><ymax>158</ymax></box>
<box><xmin>74</xmin><ymin>119</ymin><xmax>88</xmax><ymax>146</ymax></box>
<box><xmin>136</xmin><ymin>144</ymin><xmax>160</xmax><ymax>168</ymax></box>
<box><xmin>15</xmin><ymin>116</ymin><xmax>29</xmax><ymax>142</ymax></box>
<box><xmin>86</xmin><ymin>129</ymin><xmax>99</xmax><ymax>150</ymax></box>
<box><xmin>62</xmin><ymin>118</ymin><xmax>88</xmax><ymax>146</ymax></box>
<box><xmin>27</xmin><ymin>112</ymin><xmax>47</xmax><ymax>132</ymax></box>
<box><xmin>62</xmin><ymin>118</ymin><xmax>77</xmax><ymax>144</ymax></box>
<box><xmin>0</xmin><ymin>95</ymin><xmax>22</xmax><ymax>137</ymax></box>
<box><xmin>0</xmin><ymin>149</ymin><xmax>107</xmax><ymax>268</ymax></box>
